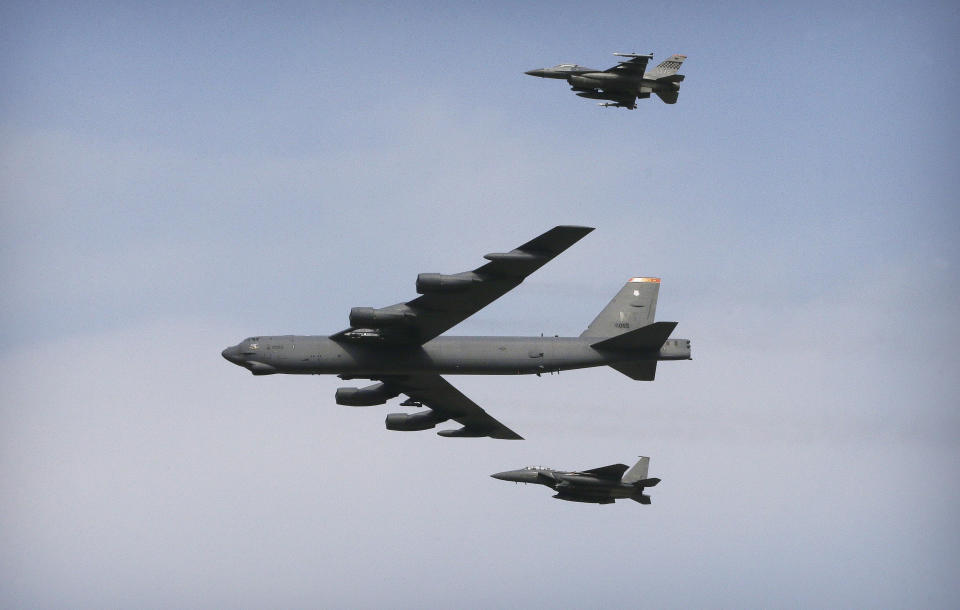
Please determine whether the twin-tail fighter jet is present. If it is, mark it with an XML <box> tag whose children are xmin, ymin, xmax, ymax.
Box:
<box><xmin>525</xmin><ymin>52</ymin><xmax>686</xmax><ymax>108</ymax></box>
<box><xmin>492</xmin><ymin>456</ymin><xmax>660</xmax><ymax>505</ymax></box>
<box><xmin>222</xmin><ymin>226</ymin><xmax>691</xmax><ymax>440</ymax></box>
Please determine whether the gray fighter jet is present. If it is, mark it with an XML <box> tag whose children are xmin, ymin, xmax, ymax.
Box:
<box><xmin>222</xmin><ymin>226</ymin><xmax>691</xmax><ymax>440</ymax></box>
<box><xmin>492</xmin><ymin>457</ymin><xmax>660</xmax><ymax>504</ymax></box>
<box><xmin>525</xmin><ymin>52</ymin><xmax>686</xmax><ymax>108</ymax></box>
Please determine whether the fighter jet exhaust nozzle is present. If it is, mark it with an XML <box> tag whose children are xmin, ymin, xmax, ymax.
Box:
<box><xmin>385</xmin><ymin>410</ymin><xmax>448</xmax><ymax>431</ymax></box>
<box><xmin>415</xmin><ymin>273</ymin><xmax>479</xmax><ymax>294</ymax></box>
<box><xmin>349</xmin><ymin>307</ymin><xmax>416</xmax><ymax>328</ymax></box>
<box><xmin>335</xmin><ymin>382</ymin><xmax>399</xmax><ymax>407</ymax></box>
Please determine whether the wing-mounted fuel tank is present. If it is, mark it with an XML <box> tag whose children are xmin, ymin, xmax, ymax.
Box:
<box><xmin>385</xmin><ymin>410</ymin><xmax>448</xmax><ymax>431</ymax></box>
<box><xmin>415</xmin><ymin>272</ymin><xmax>480</xmax><ymax>294</ymax></box>
<box><xmin>335</xmin><ymin>382</ymin><xmax>400</xmax><ymax>406</ymax></box>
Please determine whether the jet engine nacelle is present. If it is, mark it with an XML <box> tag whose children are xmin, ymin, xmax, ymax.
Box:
<box><xmin>415</xmin><ymin>273</ymin><xmax>477</xmax><ymax>294</ymax></box>
<box><xmin>349</xmin><ymin>307</ymin><xmax>415</xmax><ymax>328</ymax></box>
<box><xmin>385</xmin><ymin>410</ymin><xmax>448</xmax><ymax>431</ymax></box>
<box><xmin>335</xmin><ymin>382</ymin><xmax>398</xmax><ymax>406</ymax></box>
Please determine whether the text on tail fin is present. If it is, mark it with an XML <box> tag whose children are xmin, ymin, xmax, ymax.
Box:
<box><xmin>646</xmin><ymin>54</ymin><xmax>686</xmax><ymax>79</ymax></box>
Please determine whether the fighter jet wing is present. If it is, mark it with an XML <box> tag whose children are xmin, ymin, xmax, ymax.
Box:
<box><xmin>605</xmin><ymin>53</ymin><xmax>653</xmax><ymax>76</ymax></box>
<box><xmin>580</xmin><ymin>464</ymin><xmax>630</xmax><ymax>480</ymax></box>
<box><xmin>332</xmin><ymin>225</ymin><xmax>594</xmax><ymax>346</ymax></box>
<box><xmin>378</xmin><ymin>374</ymin><xmax>523</xmax><ymax>440</ymax></box>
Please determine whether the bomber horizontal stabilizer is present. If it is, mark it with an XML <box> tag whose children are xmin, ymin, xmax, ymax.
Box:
<box><xmin>590</xmin><ymin>321</ymin><xmax>677</xmax><ymax>350</ymax></box>
<box><xmin>609</xmin><ymin>361</ymin><xmax>658</xmax><ymax>380</ymax></box>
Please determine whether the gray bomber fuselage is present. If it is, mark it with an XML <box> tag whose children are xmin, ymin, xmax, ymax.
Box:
<box><xmin>221</xmin><ymin>334</ymin><xmax>691</xmax><ymax>377</ymax></box>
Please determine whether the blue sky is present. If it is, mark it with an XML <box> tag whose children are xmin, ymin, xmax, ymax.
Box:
<box><xmin>2</xmin><ymin>2</ymin><xmax>958</xmax><ymax>608</ymax></box>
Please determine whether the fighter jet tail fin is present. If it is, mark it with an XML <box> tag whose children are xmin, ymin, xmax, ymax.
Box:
<box><xmin>655</xmin><ymin>90</ymin><xmax>679</xmax><ymax>104</ymax></box>
<box><xmin>580</xmin><ymin>278</ymin><xmax>661</xmax><ymax>339</ymax></box>
<box><xmin>622</xmin><ymin>456</ymin><xmax>650</xmax><ymax>484</ymax></box>
<box><xmin>646</xmin><ymin>54</ymin><xmax>686</xmax><ymax>79</ymax></box>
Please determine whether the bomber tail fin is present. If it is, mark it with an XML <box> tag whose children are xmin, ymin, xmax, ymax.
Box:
<box><xmin>581</xmin><ymin>278</ymin><xmax>661</xmax><ymax>339</ymax></box>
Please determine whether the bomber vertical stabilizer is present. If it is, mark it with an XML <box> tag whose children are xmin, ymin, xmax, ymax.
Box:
<box><xmin>581</xmin><ymin>277</ymin><xmax>660</xmax><ymax>339</ymax></box>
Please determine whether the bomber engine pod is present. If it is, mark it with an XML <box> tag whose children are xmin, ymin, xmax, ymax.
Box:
<box><xmin>385</xmin><ymin>410</ymin><xmax>448</xmax><ymax>431</ymax></box>
<box><xmin>415</xmin><ymin>273</ymin><xmax>479</xmax><ymax>294</ymax></box>
<box><xmin>348</xmin><ymin>307</ymin><xmax>415</xmax><ymax>328</ymax></box>
<box><xmin>335</xmin><ymin>382</ymin><xmax>398</xmax><ymax>406</ymax></box>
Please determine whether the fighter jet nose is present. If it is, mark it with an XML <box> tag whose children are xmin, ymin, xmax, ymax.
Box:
<box><xmin>491</xmin><ymin>472</ymin><xmax>510</xmax><ymax>481</ymax></box>
<box><xmin>524</xmin><ymin>69</ymin><xmax>543</xmax><ymax>77</ymax></box>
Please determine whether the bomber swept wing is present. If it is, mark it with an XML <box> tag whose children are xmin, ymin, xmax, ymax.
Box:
<box><xmin>375</xmin><ymin>374</ymin><xmax>523</xmax><ymax>440</ymax></box>
<box><xmin>331</xmin><ymin>225</ymin><xmax>594</xmax><ymax>439</ymax></box>
<box><xmin>332</xmin><ymin>225</ymin><xmax>594</xmax><ymax>346</ymax></box>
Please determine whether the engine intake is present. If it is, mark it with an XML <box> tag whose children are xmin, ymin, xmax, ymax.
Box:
<box><xmin>385</xmin><ymin>410</ymin><xmax>448</xmax><ymax>431</ymax></box>
<box><xmin>415</xmin><ymin>273</ymin><xmax>479</xmax><ymax>294</ymax></box>
<box><xmin>335</xmin><ymin>382</ymin><xmax>398</xmax><ymax>407</ymax></box>
<box><xmin>349</xmin><ymin>307</ymin><xmax>415</xmax><ymax>328</ymax></box>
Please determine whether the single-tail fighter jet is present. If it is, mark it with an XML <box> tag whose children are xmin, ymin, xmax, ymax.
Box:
<box><xmin>525</xmin><ymin>52</ymin><xmax>686</xmax><ymax>108</ymax></box>
<box><xmin>222</xmin><ymin>226</ymin><xmax>691</xmax><ymax>440</ymax></box>
<box><xmin>492</xmin><ymin>457</ymin><xmax>660</xmax><ymax>504</ymax></box>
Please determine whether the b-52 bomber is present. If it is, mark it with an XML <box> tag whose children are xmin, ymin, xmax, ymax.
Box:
<box><xmin>525</xmin><ymin>52</ymin><xmax>686</xmax><ymax>108</ymax></box>
<box><xmin>492</xmin><ymin>457</ymin><xmax>661</xmax><ymax>505</ymax></box>
<box><xmin>222</xmin><ymin>226</ymin><xmax>691</xmax><ymax>440</ymax></box>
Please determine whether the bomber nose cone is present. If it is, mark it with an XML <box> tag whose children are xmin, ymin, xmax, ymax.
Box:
<box><xmin>221</xmin><ymin>345</ymin><xmax>241</xmax><ymax>364</ymax></box>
